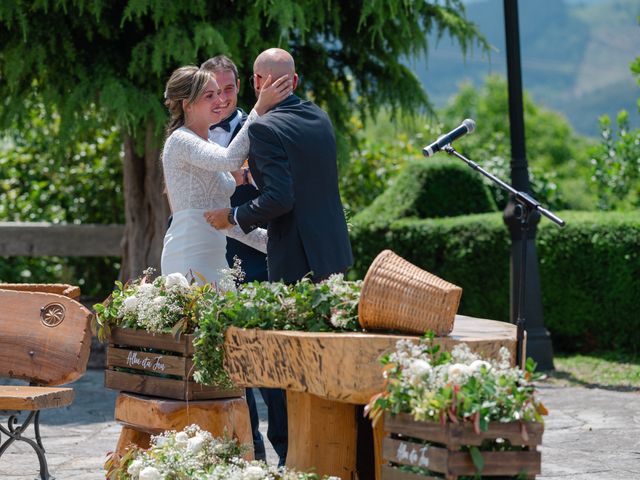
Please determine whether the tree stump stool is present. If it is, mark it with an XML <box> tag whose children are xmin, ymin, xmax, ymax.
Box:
<box><xmin>113</xmin><ymin>392</ymin><xmax>254</xmax><ymax>459</ymax></box>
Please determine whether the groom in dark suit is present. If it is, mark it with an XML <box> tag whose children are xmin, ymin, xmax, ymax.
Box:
<box><xmin>206</xmin><ymin>48</ymin><xmax>353</xmax><ymax>284</ymax></box>
<box><xmin>201</xmin><ymin>55</ymin><xmax>289</xmax><ymax>466</ymax></box>
<box><xmin>205</xmin><ymin>48</ymin><xmax>354</xmax><ymax>465</ymax></box>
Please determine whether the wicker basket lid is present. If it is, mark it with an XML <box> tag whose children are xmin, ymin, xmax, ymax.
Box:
<box><xmin>358</xmin><ymin>250</ymin><xmax>462</xmax><ymax>335</ymax></box>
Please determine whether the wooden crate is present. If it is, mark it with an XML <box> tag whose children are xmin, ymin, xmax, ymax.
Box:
<box><xmin>106</xmin><ymin>327</ymin><xmax>242</xmax><ymax>401</ymax></box>
<box><xmin>382</xmin><ymin>412</ymin><xmax>543</xmax><ymax>480</ymax></box>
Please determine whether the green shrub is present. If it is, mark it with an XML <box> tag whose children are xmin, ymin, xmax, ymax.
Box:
<box><xmin>353</xmin><ymin>159</ymin><xmax>497</xmax><ymax>226</ymax></box>
<box><xmin>350</xmin><ymin>211</ymin><xmax>640</xmax><ymax>354</ymax></box>
<box><xmin>537</xmin><ymin>211</ymin><xmax>640</xmax><ymax>352</ymax></box>
<box><xmin>0</xmin><ymin>101</ymin><xmax>123</xmax><ymax>297</ymax></box>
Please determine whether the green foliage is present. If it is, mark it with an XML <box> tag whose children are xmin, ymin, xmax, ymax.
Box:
<box><xmin>551</xmin><ymin>351</ymin><xmax>640</xmax><ymax>389</ymax></box>
<box><xmin>350</xmin><ymin>213</ymin><xmax>511</xmax><ymax>320</ymax></box>
<box><xmin>439</xmin><ymin>75</ymin><xmax>594</xmax><ymax>210</ymax></box>
<box><xmin>350</xmin><ymin>211</ymin><xmax>640</xmax><ymax>353</ymax></box>
<box><xmin>193</xmin><ymin>275</ymin><xmax>361</xmax><ymax>387</ymax></box>
<box><xmin>0</xmin><ymin>1</ymin><xmax>488</xmax><ymax>145</ymax></box>
<box><xmin>367</xmin><ymin>334</ymin><xmax>546</xmax><ymax>477</ymax></box>
<box><xmin>589</xmin><ymin>112</ymin><xmax>640</xmax><ymax>210</ymax></box>
<box><xmin>536</xmin><ymin>211</ymin><xmax>640</xmax><ymax>353</ymax></box>
<box><xmin>353</xmin><ymin>158</ymin><xmax>497</xmax><ymax>227</ymax></box>
<box><xmin>0</xmin><ymin>98</ymin><xmax>123</xmax><ymax>296</ymax></box>
<box><xmin>588</xmin><ymin>47</ymin><xmax>640</xmax><ymax>211</ymax></box>
<box><xmin>0</xmin><ymin>100</ymin><xmax>123</xmax><ymax>223</ymax></box>
<box><xmin>342</xmin><ymin>75</ymin><xmax>597</xmax><ymax>218</ymax></box>
<box><xmin>93</xmin><ymin>270</ymin><xmax>362</xmax><ymax>388</ymax></box>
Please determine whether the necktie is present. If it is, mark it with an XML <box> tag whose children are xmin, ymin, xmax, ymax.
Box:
<box><xmin>210</xmin><ymin>116</ymin><xmax>233</xmax><ymax>132</ymax></box>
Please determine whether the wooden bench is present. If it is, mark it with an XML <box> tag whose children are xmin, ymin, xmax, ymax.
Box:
<box><xmin>0</xmin><ymin>284</ymin><xmax>92</xmax><ymax>480</ymax></box>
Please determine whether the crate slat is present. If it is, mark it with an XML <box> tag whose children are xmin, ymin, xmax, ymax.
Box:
<box><xmin>110</xmin><ymin>327</ymin><xmax>195</xmax><ymax>354</ymax></box>
<box><xmin>448</xmin><ymin>450</ymin><xmax>541</xmax><ymax>476</ymax></box>
<box><xmin>385</xmin><ymin>413</ymin><xmax>450</xmax><ymax>444</ymax></box>
<box><xmin>382</xmin><ymin>413</ymin><xmax>543</xmax><ymax>479</ymax></box>
<box><xmin>385</xmin><ymin>413</ymin><xmax>543</xmax><ymax>447</ymax></box>
<box><xmin>107</xmin><ymin>346</ymin><xmax>190</xmax><ymax>378</ymax></box>
<box><xmin>382</xmin><ymin>437</ymin><xmax>448</xmax><ymax>471</ymax></box>
<box><xmin>105</xmin><ymin>370</ymin><xmax>240</xmax><ymax>401</ymax></box>
<box><xmin>380</xmin><ymin>465</ymin><xmax>440</xmax><ymax>480</ymax></box>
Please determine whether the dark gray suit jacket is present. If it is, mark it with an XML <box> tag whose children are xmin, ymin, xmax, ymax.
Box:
<box><xmin>235</xmin><ymin>95</ymin><xmax>353</xmax><ymax>283</ymax></box>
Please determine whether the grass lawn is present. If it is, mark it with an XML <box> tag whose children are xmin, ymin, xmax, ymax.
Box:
<box><xmin>544</xmin><ymin>351</ymin><xmax>640</xmax><ymax>391</ymax></box>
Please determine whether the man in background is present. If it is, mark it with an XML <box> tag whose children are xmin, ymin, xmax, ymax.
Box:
<box><xmin>201</xmin><ymin>55</ymin><xmax>288</xmax><ymax>466</ymax></box>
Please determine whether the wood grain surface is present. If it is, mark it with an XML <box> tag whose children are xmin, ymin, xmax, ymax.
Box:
<box><xmin>285</xmin><ymin>391</ymin><xmax>357</xmax><ymax>477</ymax></box>
<box><xmin>224</xmin><ymin>315</ymin><xmax>517</xmax><ymax>405</ymax></box>
<box><xmin>113</xmin><ymin>392</ymin><xmax>253</xmax><ymax>460</ymax></box>
<box><xmin>0</xmin><ymin>288</ymin><xmax>92</xmax><ymax>386</ymax></box>
<box><xmin>0</xmin><ymin>386</ymin><xmax>74</xmax><ymax>410</ymax></box>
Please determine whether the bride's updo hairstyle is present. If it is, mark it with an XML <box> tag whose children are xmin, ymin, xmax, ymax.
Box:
<box><xmin>164</xmin><ymin>66</ymin><xmax>214</xmax><ymax>137</ymax></box>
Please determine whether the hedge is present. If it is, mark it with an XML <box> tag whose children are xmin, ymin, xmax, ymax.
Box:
<box><xmin>353</xmin><ymin>158</ymin><xmax>497</xmax><ymax>226</ymax></box>
<box><xmin>349</xmin><ymin>211</ymin><xmax>640</xmax><ymax>353</ymax></box>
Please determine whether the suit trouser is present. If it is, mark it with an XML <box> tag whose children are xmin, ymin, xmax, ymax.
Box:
<box><xmin>245</xmin><ymin>387</ymin><xmax>288</xmax><ymax>466</ymax></box>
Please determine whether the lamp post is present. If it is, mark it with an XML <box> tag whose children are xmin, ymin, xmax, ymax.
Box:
<box><xmin>502</xmin><ymin>0</ymin><xmax>554</xmax><ymax>370</ymax></box>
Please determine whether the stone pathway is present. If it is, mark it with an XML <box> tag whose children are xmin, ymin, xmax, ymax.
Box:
<box><xmin>1</xmin><ymin>370</ymin><xmax>639</xmax><ymax>479</ymax></box>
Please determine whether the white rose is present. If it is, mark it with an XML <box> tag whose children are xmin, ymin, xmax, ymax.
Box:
<box><xmin>242</xmin><ymin>466</ymin><xmax>266</xmax><ymax>480</ymax></box>
<box><xmin>447</xmin><ymin>363</ymin><xmax>471</xmax><ymax>383</ymax></box>
<box><xmin>127</xmin><ymin>459</ymin><xmax>143</xmax><ymax>476</ymax></box>
<box><xmin>138</xmin><ymin>283</ymin><xmax>155</xmax><ymax>295</ymax></box>
<box><xmin>122</xmin><ymin>295</ymin><xmax>139</xmax><ymax>313</ymax></box>
<box><xmin>154</xmin><ymin>436</ymin><xmax>167</xmax><ymax>447</ymax></box>
<box><xmin>406</xmin><ymin>359</ymin><xmax>432</xmax><ymax>385</ymax></box>
<box><xmin>187</xmin><ymin>434</ymin><xmax>206</xmax><ymax>454</ymax></box>
<box><xmin>139</xmin><ymin>466</ymin><xmax>162</xmax><ymax>480</ymax></box>
<box><xmin>165</xmin><ymin>272</ymin><xmax>189</xmax><ymax>289</ymax></box>
<box><xmin>409</xmin><ymin>359</ymin><xmax>432</xmax><ymax>377</ymax></box>
<box><xmin>469</xmin><ymin>359</ymin><xmax>491</xmax><ymax>373</ymax></box>
<box><xmin>174</xmin><ymin>431</ymin><xmax>189</xmax><ymax>446</ymax></box>
<box><xmin>153</xmin><ymin>296</ymin><xmax>166</xmax><ymax>307</ymax></box>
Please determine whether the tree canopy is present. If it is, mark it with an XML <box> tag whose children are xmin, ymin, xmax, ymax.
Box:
<box><xmin>0</xmin><ymin>0</ymin><xmax>488</xmax><ymax>278</ymax></box>
<box><xmin>0</xmin><ymin>0</ymin><xmax>487</xmax><ymax>139</ymax></box>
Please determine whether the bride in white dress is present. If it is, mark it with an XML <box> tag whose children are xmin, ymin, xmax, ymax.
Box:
<box><xmin>160</xmin><ymin>65</ymin><xmax>291</xmax><ymax>285</ymax></box>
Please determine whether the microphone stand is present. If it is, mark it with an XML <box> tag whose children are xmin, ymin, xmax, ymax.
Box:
<box><xmin>443</xmin><ymin>145</ymin><xmax>565</xmax><ymax>368</ymax></box>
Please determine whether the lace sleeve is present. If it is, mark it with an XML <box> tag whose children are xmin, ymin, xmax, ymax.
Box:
<box><xmin>169</xmin><ymin>110</ymin><xmax>260</xmax><ymax>172</ymax></box>
<box><xmin>223</xmin><ymin>225</ymin><xmax>268</xmax><ymax>254</ymax></box>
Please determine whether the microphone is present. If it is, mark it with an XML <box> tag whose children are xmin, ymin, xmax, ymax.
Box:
<box><xmin>422</xmin><ymin>119</ymin><xmax>476</xmax><ymax>157</ymax></box>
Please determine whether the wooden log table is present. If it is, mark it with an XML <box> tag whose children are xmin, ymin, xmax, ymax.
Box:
<box><xmin>223</xmin><ymin>315</ymin><xmax>519</xmax><ymax>479</ymax></box>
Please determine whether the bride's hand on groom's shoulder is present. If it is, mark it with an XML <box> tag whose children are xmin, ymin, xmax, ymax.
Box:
<box><xmin>254</xmin><ymin>74</ymin><xmax>292</xmax><ymax>115</ymax></box>
<box><xmin>204</xmin><ymin>209</ymin><xmax>231</xmax><ymax>230</ymax></box>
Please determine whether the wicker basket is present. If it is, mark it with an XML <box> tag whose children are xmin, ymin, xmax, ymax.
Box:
<box><xmin>358</xmin><ymin>250</ymin><xmax>462</xmax><ymax>335</ymax></box>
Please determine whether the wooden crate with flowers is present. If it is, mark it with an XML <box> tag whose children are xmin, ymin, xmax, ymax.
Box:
<box><xmin>94</xmin><ymin>269</ymin><xmax>241</xmax><ymax>401</ymax></box>
<box><xmin>367</xmin><ymin>335</ymin><xmax>547</xmax><ymax>480</ymax></box>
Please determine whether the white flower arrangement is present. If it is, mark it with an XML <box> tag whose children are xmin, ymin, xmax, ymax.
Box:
<box><xmin>93</xmin><ymin>269</ymin><xmax>214</xmax><ymax>340</ymax></box>
<box><xmin>106</xmin><ymin>425</ymin><xmax>340</xmax><ymax>480</ymax></box>
<box><xmin>367</xmin><ymin>334</ymin><xmax>548</xmax><ymax>430</ymax></box>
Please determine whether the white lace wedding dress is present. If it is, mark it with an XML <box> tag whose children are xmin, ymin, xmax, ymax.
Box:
<box><xmin>161</xmin><ymin>110</ymin><xmax>267</xmax><ymax>285</ymax></box>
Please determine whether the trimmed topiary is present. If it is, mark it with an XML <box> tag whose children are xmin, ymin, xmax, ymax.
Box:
<box><xmin>353</xmin><ymin>158</ymin><xmax>497</xmax><ymax>226</ymax></box>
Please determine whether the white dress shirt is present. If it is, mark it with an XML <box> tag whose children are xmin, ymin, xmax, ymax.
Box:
<box><xmin>209</xmin><ymin>110</ymin><xmax>242</xmax><ymax>147</ymax></box>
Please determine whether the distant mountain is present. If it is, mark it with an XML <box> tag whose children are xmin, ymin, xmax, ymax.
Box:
<box><xmin>411</xmin><ymin>0</ymin><xmax>639</xmax><ymax>136</ymax></box>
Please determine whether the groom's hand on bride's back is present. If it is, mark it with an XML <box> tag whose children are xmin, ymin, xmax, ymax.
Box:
<box><xmin>204</xmin><ymin>208</ymin><xmax>232</xmax><ymax>230</ymax></box>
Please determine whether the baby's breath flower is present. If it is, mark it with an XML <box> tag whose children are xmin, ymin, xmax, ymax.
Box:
<box><xmin>371</xmin><ymin>336</ymin><xmax>546</xmax><ymax>428</ymax></box>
